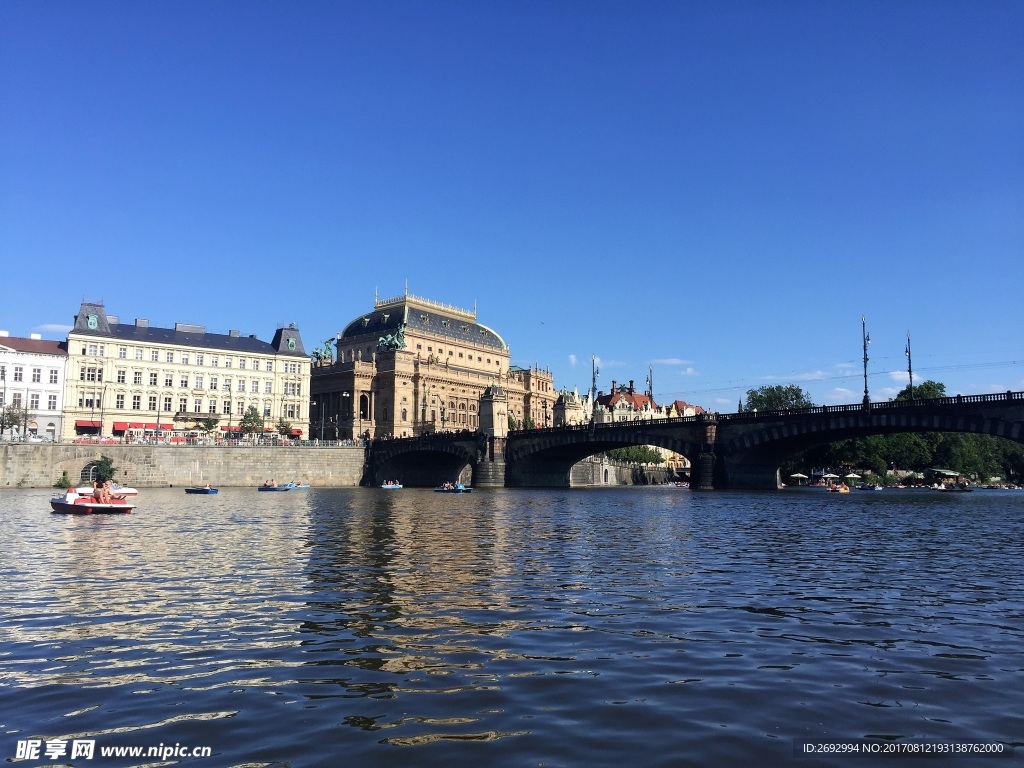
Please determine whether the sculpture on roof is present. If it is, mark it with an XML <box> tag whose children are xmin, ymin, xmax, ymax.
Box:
<box><xmin>311</xmin><ymin>337</ymin><xmax>335</xmax><ymax>367</ymax></box>
<box><xmin>377</xmin><ymin>323</ymin><xmax>407</xmax><ymax>351</ymax></box>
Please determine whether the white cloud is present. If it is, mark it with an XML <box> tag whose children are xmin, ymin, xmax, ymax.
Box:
<box><xmin>823</xmin><ymin>387</ymin><xmax>855</xmax><ymax>403</ymax></box>
<box><xmin>568</xmin><ymin>354</ymin><xmax>577</xmax><ymax>367</ymax></box>
<box><xmin>35</xmin><ymin>323</ymin><xmax>72</xmax><ymax>334</ymax></box>
<box><xmin>651</xmin><ymin>358</ymin><xmax>693</xmax><ymax>366</ymax></box>
<box><xmin>762</xmin><ymin>370</ymin><xmax>830</xmax><ymax>383</ymax></box>
<box><xmin>888</xmin><ymin>370</ymin><xmax>909</xmax><ymax>383</ymax></box>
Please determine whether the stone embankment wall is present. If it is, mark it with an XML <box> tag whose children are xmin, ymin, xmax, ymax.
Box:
<box><xmin>0</xmin><ymin>444</ymin><xmax>366</xmax><ymax>489</ymax></box>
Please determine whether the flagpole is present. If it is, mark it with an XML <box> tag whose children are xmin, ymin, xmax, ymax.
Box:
<box><xmin>905</xmin><ymin>331</ymin><xmax>914</xmax><ymax>401</ymax></box>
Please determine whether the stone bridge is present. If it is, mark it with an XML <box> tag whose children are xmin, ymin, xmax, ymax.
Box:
<box><xmin>367</xmin><ymin>391</ymin><xmax>1024</xmax><ymax>489</ymax></box>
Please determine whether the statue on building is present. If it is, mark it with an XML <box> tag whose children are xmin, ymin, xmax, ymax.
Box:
<box><xmin>311</xmin><ymin>338</ymin><xmax>335</xmax><ymax>367</ymax></box>
<box><xmin>377</xmin><ymin>323</ymin><xmax>407</xmax><ymax>350</ymax></box>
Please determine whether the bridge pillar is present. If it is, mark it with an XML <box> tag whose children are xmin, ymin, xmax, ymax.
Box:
<box><xmin>475</xmin><ymin>436</ymin><xmax>507</xmax><ymax>487</ymax></box>
<box><xmin>691</xmin><ymin>452</ymin><xmax>716</xmax><ymax>490</ymax></box>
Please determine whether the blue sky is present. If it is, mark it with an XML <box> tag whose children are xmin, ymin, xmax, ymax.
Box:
<box><xmin>2</xmin><ymin>1</ymin><xmax>1021</xmax><ymax>410</ymax></box>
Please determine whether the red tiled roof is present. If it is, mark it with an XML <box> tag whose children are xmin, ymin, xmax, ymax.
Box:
<box><xmin>0</xmin><ymin>336</ymin><xmax>67</xmax><ymax>355</ymax></box>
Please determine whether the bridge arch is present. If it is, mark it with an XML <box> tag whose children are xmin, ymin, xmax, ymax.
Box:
<box><xmin>368</xmin><ymin>434</ymin><xmax>482</xmax><ymax>487</ymax></box>
<box><xmin>715</xmin><ymin>393</ymin><xmax>1024</xmax><ymax>489</ymax></box>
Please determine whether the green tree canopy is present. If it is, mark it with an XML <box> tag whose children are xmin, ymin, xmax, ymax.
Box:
<box><xmin>239</xmin><ymin>406</ymin><xmax>264</xmax><ymax>437</ymax></box>
<box><xmin>743</xmin><ymin>385</ymin><xmax>815</xmax><ymax>412</ymax></box>
<box><xmin>606</xmin><ymin>446</ymin><xmax>665</xmax><ymax>464</ymax></box>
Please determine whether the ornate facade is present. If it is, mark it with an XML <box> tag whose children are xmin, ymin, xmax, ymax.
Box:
<box><xmin>0</xmin><ymin>332</ymin><xmax>68</xmax><ymax>440</ymax></box>
<box><xmin>63</xmin><ymin>302</ymin><xmax>310</xmax><ymax>441</ymax></box>
<box><xmin>310</xmin><ymin>292</ymin><xmax>557</xmax><ymax>440</ymax></box>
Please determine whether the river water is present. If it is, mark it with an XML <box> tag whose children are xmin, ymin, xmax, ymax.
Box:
<box><xmin>1</xmin><ymin>486</ymin><xmax>1022</xmax><ymax>767</ymax></box>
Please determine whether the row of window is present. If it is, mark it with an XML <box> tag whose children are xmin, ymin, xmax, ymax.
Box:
<box><xmin>75</xmin><ymin>392</ymin><xmax>293</xmax><ymax>419</ymax></box>
<box><xmin>0</xmin><ymin>366</ymin><xmax>60</xmax><ymax>384</ymax></box>
<box><xmin>79</xmin><ymin>367</ymin><xmax>293</xmax><ymax>395</ymax></box>
<box><xmin>0</xmin><ymin>393</ymin><xmax>58</xmax><ymax>410</ymax></box>
<box><xmin>88</xmin><ymin>343</ymin><xmax>302</xmax><ymax>374</ymax></box>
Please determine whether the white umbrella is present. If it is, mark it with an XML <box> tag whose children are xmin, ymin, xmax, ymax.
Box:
<box><xmin>790</xmin><ymin>473</ymin><xmax>808</xmax><ymax>478</ymax></box>
<box><xmin>845</xmin><ymin>473</ymin><xmax>861</xmax><ymax>479</ymax></box>
<box><xmin>822</xmin><ymin>473</ymin><xmax>839</xmax><ymax>479</ymax></box>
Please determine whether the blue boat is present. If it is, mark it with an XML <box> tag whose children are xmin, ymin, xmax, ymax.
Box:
<box><xmin>258</xmin><ymin>484</ymin><xmax>290</xmax><ymax>492</ymax></box>
<box><xmin>434</xmin><ymin>483</ymin><xmax>473</xmax><ymax>493</ymax></box>
<box><xmin>185</xmin><ymin>487</ymin><xmax>218</xmax><ymax>494</ymax></box>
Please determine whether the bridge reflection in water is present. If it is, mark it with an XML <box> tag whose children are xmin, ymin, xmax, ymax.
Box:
<box><xmin>367</xmin><ymin>391</ymin><xmax>1024</xmax><ymax>491</ymax></box>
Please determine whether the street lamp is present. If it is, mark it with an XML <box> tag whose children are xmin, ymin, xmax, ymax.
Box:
<box><xmin>861</xmin><ymin>315</ymin><xmax>871</xmax><ymax>408</ymax></box>
<box><xmin>543</xmin><ymin>400</ymin><xmax>549</xmax><ymax>428</ymax></box>
<box><xmin>905</xmin><ymin>331</ymin><xmax>914</xmax><ymax>402</ymax></box>
<box><xmin>341</xmin><ymin>392</ymin><xmax>351</xmax><ymax>440</ymax></box>
<box><xmin>312</xmin><ymin>399</ymin><xmax>325</xmax><ymax>442</ymax></box>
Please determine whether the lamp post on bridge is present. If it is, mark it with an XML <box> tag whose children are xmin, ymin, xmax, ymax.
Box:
<box><xmin>861</xmin><ymin>315</ymin><xmax>871</xmax><ymax>408</ymax></box>
<box><xmin>905</xmin><ymin>331</ymin><xmax>914</xmax><ymax>402</ymax></box>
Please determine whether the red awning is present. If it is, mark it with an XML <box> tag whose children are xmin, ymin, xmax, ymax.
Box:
<box><xmin>75</xmin><ymin>420</ymin><xmax>101</xmax><ymax>428</ymax></box>
<box><xmin>291</xmin><ymin>429</ymin><xmax>302</xmax><ymax>436</ymax></box>
<box><xmin>143</xmin><ymin>423</ymin><xmax>173</xmax><ymax>430</ymax></box>
<box><xmin>221</xmin><ymin>425</ymin><xmax>241</xmax><ymax>432</ymax></box>
<box><xmin>129</xmin><ymin>422</ymin><xmax>146</xmax><ymax>429</ymax></box>
<box><xmin>113</xmin><ymin>422</ymin><xmax>129</xmax><ymax>431</ymax></box>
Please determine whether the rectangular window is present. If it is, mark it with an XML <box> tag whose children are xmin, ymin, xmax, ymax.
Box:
<box><xmin>209</xmin><ymin>376</ymin><xmax>218</xmax><ymax>390</ymax></box>
<box><xmin>135</xmin><ymin>348</ymin><xmax>143</xmax><ymax>360</ymax></box>
<box><xmin>211</xmin><ymin>356</ymin><xmax>219</xmax><ymax>367</ymax></box>
<box><xmin>223</xmin><ymin>379</ymin><xmax>232</xmax><ymax>392</ymax></box>
<box><xmin>196</xmin><ymin>354</ymin><xmax>204</xmax><ymax>366</ymax></box>
<box><xmin>30</xmin><ymin>393</ymin><xmax>40</xmax><ymax>409</ymax></box>
<box><xmin>223</xmin><ymin>401</ymin><xmax>232</xmax><ymax>415</ymax></box>
<box><xmin>149</xmin><ymin>372</ymin><xmax>158</xmax><ymax>386</ymax></box>
<box><xmin>180</xmin><ymin>375</ymin><xmax>189</xmax><ymax>388</ymax></box>
<box><xmin>194</xmin><ymin>398</ymin><xmax>203</xmax><ymax>413</ymax></box>
<box><xmin>164</xmin><ymin>374</ymin><xmax>173</xmax><ymax>387</ymax></box>
<box><xmin>163</xmin><ymin>396</ymin><xmax>172</xmax><ymax>411</ymax></box>
<box><xmin>32</xmin><ymin>368</ymin><xmax>42</xmax><ymax>383</ymax></box>
<box><xmin>181</xmin><ymin>353</ymin><xmax>190</xmax><ymax>365</ymax></box>
<box><xmin>133</xmin><ymin>371</ymin><xmax>142</xmax><ymax>385</ymax></box>
<box><xmin>224</xmin><ymin>358</ymin><xmax>233</xmax><ymax>369</ymax></box>
<box><xmin>116</xmin><ymin>394</ymin><xmax>125</xmax><ymax>409</ymax></box>
<box><xmin>166</xmin><ymin>351</ymin><xmax>174</xmax><ymax>363</ymax></box>
<box><xmin>13</xmin><ymin>366</ymin><xmax>23</xmax><ymax>382</ymax></box>
<box><xmin>118</xmin><ymin>346</ymin><xmax>127</xmax><ymax>359</ymax></box>
<box><xmin>151</xmin><ymin>350</ymin><xmax>159</xmax><ymax>362</ymax></box>
<box><xmin>132</xmin><ymin>395</ymin><xmax>141</xmax><ymax>410</ymax></box>
<box><xmin>117</xmin><ymin>370</ymin><xmax>126</xmax><ymax>384</ymax></box>
<box><xmin>48</xmin><ymin>394</ymin><xmax>57</xmax><ymax>410</ymax></box>
<box><xmin>195</xmin><ymin>375</ymin><xmax>204</xmax><ymax>389</ymax></box>
<box><xmin>266</xmin><ymin>361</ymin><xmax>273</xmax><ymax>372</ymax></box>
<box><xmin>149</xmin><ymin>395</ymin><xmax>157</xmax><ymax>410</ymax></box>
<box><xmin>179</xmin><ymin>397</ymin><xmax>187</xmax><ymax>412</ymax></box>
<box><xmin>237</xmin><ymin>380</ymin><xmax>245</xmax><ymax>392</ymax></box>
<box><xmin>49</xmin><ymin>369</ymin><xmax>58</xmax><ymax>384</ymax></box>
<box><xmin>264</xmin><ymin>406</ymin><xmax>271</xmax><ymax>417</ymax></box>
<box><xmin>264</xmin><ymin>381</ymin><xmax>272</xmax><ymax>394</ymax></box>
<box><xmin>251</xmin><ymin>381</ymin><xmax>259</xmax><ymax>393</ymax></box>
<box><xmin>239</xmin><ymin>358</ymin><xmax>246</xmax><ymax>370</ymax></box>
<box><xmin>208</xmin><ymin>400</ymin><xmax>217</xmax><ymax>413</ymax></box>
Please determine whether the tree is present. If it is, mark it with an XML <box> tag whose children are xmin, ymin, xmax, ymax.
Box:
<box><xmin>2</xmin><ymin>402</ymin><xmax>30</xmax><ymax>439</ymax></box>
<box><xmin>895</xmin><ymin>380</ymin><xmax>946</xmax><ymax>401</ymax></box>
<box><xmin>198</xmin><ymin>416</ymin><xmax>219</xmax><ymax>441</ymax></box>
<box><xmin>744</xmin><ymin>385</ymin><xmax>815</xmax><ymax>412</ymax></box>
<box><xmin>276</xmin><ymin>417</ymin><xmax>292</xmax><ymax>438</ymax></box>
<box><xmin>240</xmin><ymin>406</ymin><xmax>264</xmax><ymax>439</ymax></box>
<box><xmin>93</xmin><ymin>455</ymin><xmax>118</xmax><ymax>482</ymax></box>
<box><xmin>606</xmin><ymin>446</ymin><xmax>665</xmax><ymax>464</ymax></box>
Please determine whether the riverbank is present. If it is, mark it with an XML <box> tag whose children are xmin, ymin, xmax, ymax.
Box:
<box><xmin>0</xmin><ymin>443</ymin><xmax>367</xmax><ymax>489</ymax></box>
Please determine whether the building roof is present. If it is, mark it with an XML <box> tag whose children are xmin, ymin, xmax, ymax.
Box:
<box><xmin>339</xmin><ymin>293</ymin><xmax>507</xmax><ymax>350</ymax></box>
<box><xmin>69</xmin><ymin>303</ymin><xmax>307</xmax><ymax>357</ymax></box>
<box><xmin>0</xmin><ymin>336</ymin><xmax>67</xmax><ymax>356</ymax></box>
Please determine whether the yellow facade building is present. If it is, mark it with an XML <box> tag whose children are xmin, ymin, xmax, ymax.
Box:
<box><xmin>310</xmin><ymin>292</ymin><xmax>557</xmax><ymax>440</ymax></box>
<box><xmin>63</xmin><ymin>302</ymin><xmax>310</xmax><ymax>442</ymax></box>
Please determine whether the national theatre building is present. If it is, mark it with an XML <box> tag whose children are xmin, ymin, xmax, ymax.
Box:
<box><xmin>310</xmin><ymin>291</ymin><xmax>557</xmax><ymax>440</ymax></box>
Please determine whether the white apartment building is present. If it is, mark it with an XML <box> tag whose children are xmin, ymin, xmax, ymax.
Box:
<box><xmin>63</xmin><ymin>302</ymin><xmax>310</xmax><ymax>442</ymax></box>
<box><xmin>0</xmin><ymin>331</ymin><xmax>68</xmax><ymax>440</ymax></box>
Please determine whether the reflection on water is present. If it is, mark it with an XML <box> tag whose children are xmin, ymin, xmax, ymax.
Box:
<box><xmin>1</xmin><ymin>486</ymin><xmax>1022</xmax><ymax>766</ymax></box>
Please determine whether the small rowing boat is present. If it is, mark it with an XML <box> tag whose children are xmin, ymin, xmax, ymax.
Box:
<box><xmin>185</xmin><ymin>487</ymin><xmax>218</xmax><ymax>494</ymax></box>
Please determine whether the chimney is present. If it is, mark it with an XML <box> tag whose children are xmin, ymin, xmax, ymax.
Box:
<box><xmin>629</xmin><ymin>380</ymin><xmax>635</xmax><ymax>394</ymax></box>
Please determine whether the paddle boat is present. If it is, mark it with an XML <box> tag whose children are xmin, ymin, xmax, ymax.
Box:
<box><xmin>258</xmin><ymin>482</ymin><xmax>290</xmax><ymax>491</ymax></box>
<box><xmin>381</xmin><ymin>482</ymin><xmax>403</xmax><ymax>489</ymax></box>
<box><xmin>185</xmin><ymin>486</ymin><xmax>218</xmax><ymax>494</ymax></box>
<box><xmin>51</xmin><ymin>488</ymin><xmax>135</xmax><ymax>514</ymax></box>
<box><xmin>434</xmin><ymin>482</ymin><xmax>473</xmax><ymax>493</ymax></box>
<box><xmin>283</xmin><ymin>482</ymin><xmax>310</xmax><ymax>490</ymax></box>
